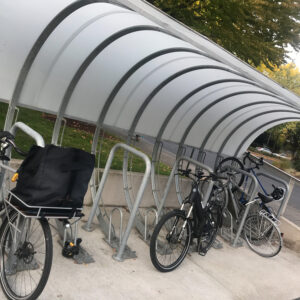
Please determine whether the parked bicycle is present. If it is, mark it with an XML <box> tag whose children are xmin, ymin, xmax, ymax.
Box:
<box><xmin>149</xmin><ymin>168</ymin><xmax>227</xmax><ymax>272</ymax></box>
<box><xmin>0</xmin><ymin>124</ymin><xmax>94</xmax><ymax>300</ymax></box>
<box><xmin>216</xmin><ymin>153</ymin><xmax>284</xmax><ymax>257</ymax></box>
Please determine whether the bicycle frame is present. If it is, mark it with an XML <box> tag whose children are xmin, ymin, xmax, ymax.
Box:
<box><xmin>240</xmin><ymin>165</ymin><xmax>286</xmax><ymax>218</ymax></box>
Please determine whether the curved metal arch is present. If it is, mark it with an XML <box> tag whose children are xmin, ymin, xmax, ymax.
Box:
<box><xmin>156</xmin><ymin>79</ymin><xmax>262</xmax><ymax>145</ymax></box>
<box><xmin>51</xmin><ymin>25</ymin><xmax>177</xmax><ymax>144</ymax></box>
<box><xmin>234</xmin><ymin>117</ymin><xmax>300</xmax><ymax>157</ymax></box>
<box><xmin>176</xmin><ymin>90</ymin><xmax>288</xmax><ymax>157</ymax></box>
<box><xmin>217</xmin><ymin>109</ymin><xmax>300</xmax><ymax>157</ymax></box>
<box><xmin>90</xmin><ymin>47</ymin><xmax>208</xmax><ymax>153</ymax></box>
<box><xmin>199</xmin><ymin>99</ymin><xmax>296</xmax><ymax>155</ymax></box>
<box><xmin>151</xmin><ymin>79</ymin><xmax>265</xmax><ymax>167</ymax></box>
<box><xmin>37</xmin><ymin>10</ymin><xmax>138</xmax><ymax>104</ymax></box>
<box><xmin>126</xmin><ymin>66</ymin><xmax>253</xmax><ymax>140</ymax></box>
<box><xmin>149</xmin><ymin>78</ymin><xmax>260</xmax><ymax>208</ymax></box>
<box><xmin>4</xmin><ymin>0</ymin><xmax>104</xmax><ymax>130</ymax></box>
<box><xmin>95</xmin><ymin>44</ymin><xmax>235</xmax><ymax>130</ymax></box>
<box><xmin>122</xmin><ymin>64</ymin><xmax>248</xmax><ymax>210</ymax></box>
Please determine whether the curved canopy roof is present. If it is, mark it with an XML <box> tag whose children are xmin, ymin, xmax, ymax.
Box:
<box><xmin>0</xmin><ymin>0</ymin><xmax>300</xmax><ymax>158</ymax></box>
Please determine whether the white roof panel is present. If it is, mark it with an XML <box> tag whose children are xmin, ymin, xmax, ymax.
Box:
<box><xmin>0</xmin><ymin>0</ymin><xmax>299</xmax><ymax>159</ymax></box>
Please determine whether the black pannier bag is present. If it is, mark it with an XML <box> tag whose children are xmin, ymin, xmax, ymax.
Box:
<box><xmin>11</xmin><ymin>144</ymin><xmax>95</xmax><ymax>208</ymax></box>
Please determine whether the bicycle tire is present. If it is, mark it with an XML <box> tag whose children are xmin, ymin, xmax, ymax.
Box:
<box><xmin>215</xmin><ymin>157</ymin><xmax>245</xmax><ymax>187</ymax></box>
<box><xmin>150</xmin><ymin>210</ymin><xmax>191</xmax><ymax>272</ymax></box>
<box><xmin>0</xmin><ymin>211</ymin><xmax>53</xmax><ymax>300</ymax></box>
<box><xmin>243</xmin><ymin>213</ymin><xmax>282</xmax><ymax>257</ymax></box>
<box><xmin>198</xmin><ymin>204</ymin><xmax>222</xmax><ymax>255</ymax></box>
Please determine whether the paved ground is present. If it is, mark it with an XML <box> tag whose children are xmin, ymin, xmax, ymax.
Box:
<box><xmin>2</xmin><ymin>210</ymin><xmax>299</xmax><ymax>300</ymax></box>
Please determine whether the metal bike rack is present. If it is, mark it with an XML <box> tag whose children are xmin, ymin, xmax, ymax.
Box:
<box><xmin>174</xmin><ymin>149</ymin><xmax>199</xmax><ymax>205</ymax></box>
<box><xmin>9</xmin><ymin>122</ymin><xmax>45</xmax><ymax>147</ymax></box>
<box><xmin>158</xmin><ymin>156</ymin><xmax>215</xmax><ymax>217</ymax></box>
<box><xmin>144</xmin><ymin>208</ymin><xmax>158</xmax><ymax>241</ymax></box>
<box><xmin>107</xmin><ymin>207</ymin><xmax>124</xmax><ymax>248</ymax></box>
<box><xmin>83</xmin><ymin>143</ymin><xmax>151</xmax><ymax>262</ymax></box>
<box><xmin>220</xmin><ymin>166</ymin><xmax>259</xmax><ymax>247</ymax></box>
<box><xmin>255</xmin><ymin>172</ymin><xmax>289</xmax><ymax>218</ymax></box>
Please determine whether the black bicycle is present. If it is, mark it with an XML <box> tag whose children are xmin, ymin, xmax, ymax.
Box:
<box><xmin>149</xmin><ymin>168</ymin><xmax>226</xmax><ymax>272</ymax></box>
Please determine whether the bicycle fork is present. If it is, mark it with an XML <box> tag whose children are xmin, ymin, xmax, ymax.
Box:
<box><xmin>170</xmin><ymin>204</ymin><xmax>193</xmax><ymax>242</ymax></box>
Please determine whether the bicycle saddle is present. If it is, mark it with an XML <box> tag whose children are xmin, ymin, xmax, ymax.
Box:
<box><xmin>258</xmin><ymin>192</ymin><xmax>274</xmax><ymax>204</ymax></box>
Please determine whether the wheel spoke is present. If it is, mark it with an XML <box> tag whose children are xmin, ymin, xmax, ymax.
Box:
<box><xmin>150</xmin><ymin>211</ymin><xmax>191</xmax><ymax>272</ymax></box>
<box><xmin>0</xmin><ymin>212</ymin><xmax>53</xmax><ymax>299</ymax></box>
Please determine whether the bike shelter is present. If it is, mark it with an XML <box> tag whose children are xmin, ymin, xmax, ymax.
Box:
<box><xmin>0</xmin><ymin>0</ymin><xmax>298</xmax><ymax>262</ymax></box>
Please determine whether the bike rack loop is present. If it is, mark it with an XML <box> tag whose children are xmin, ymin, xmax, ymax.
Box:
<box><xmin>157</xmin><ymin>156</ymin><xmax>215</xmax><ymax>217</ymax></box>
<box><xmin>224</xmin><ymin>165</ymin><xmax>259</xmax><ymax>247</ymax></box>
<box><xmin>108</xmin><ymin>207</ymin><xmax>123</xmax><ymax>246</ymax></box>
<box><xmin>83</xmin><ymin>143</ymin><xmax>151</xmax><ymax>262</ymax></box>
<box><xmin>255</xmin><ymin>172</ymin><xmax>289</xmax><ymax>219</ymax></box>
<box><xmin>144</xmin><ymin>208</ymin><xmax>158</xmax><ymax>241</ymax></box>
<box><xmin>9</xmin><ymin>122</ymin><xmax>45</xmax><ymax>148</ymax></box>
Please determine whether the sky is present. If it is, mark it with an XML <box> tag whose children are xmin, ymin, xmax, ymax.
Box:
<box><xmin>287</xmin><ymin>46</ymin><xmax>300</xmax><ymax>68</ymax></box>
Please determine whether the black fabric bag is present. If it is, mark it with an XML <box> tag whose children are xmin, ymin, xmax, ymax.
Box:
<box><xmin>11</xmin><ymin>144</ymin><xmax>95</xmax><ymax>208</ymax></box>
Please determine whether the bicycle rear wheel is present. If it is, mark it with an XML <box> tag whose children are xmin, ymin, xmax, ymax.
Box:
<box><xmin>243</xmin><ymin>213</ymin><xmax>282</xmax><ymax>257</ymax></box>
<box><xmin>150</xmin><ymin>210</ymin><xmax>191</xmax><ymax>272</ymax></box>
<box><xmin>0</xmin><ymin>211</ymin><xmax>53</xmax><ymax>300</ymax></box>
<box><xmin>215</xmin><ymin>157</ymin><xmax>245</xmax><ymax>187</ymax></box>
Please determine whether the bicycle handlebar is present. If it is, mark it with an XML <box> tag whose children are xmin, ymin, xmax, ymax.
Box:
<box><xmin>177</xmin><ymin>168</ymin><xmax>227</xmax><ymax>182</ymax></box>
<box><xmin>0</xmin><ymin>131</ymin><xmax>28</xmax><ymax>158</ymax></box>
<box><xmin>243</xmin><ymin>152</ymin><xmax>263</xmax><ymax>169</ymax></box>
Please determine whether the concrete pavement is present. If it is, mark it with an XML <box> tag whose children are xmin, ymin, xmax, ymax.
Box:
<box><xmin>7</xmin><ymin>210</ymin><xmax>299</xmax><ymax>300</ymax></box>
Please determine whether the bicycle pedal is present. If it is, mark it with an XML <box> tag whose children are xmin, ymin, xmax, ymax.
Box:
<box><xmin>62</xmin><ymin>241</ymin><xmax>80</xmax><ymax>258</ymax></box>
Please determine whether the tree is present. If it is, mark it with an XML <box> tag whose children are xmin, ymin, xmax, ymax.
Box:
<box><xmin>257</xmin><ymin>62</ymin><xmax>300</xmax><ymax>95</ymax></box>
<box><xmin>148</xmin><ymin>0</ymin><xmax>300</xmax><ymax>68</ymax></box>
<box><xmin>281</xmin><ymin>122</ymin><xmax>300</xmax><ymax>159</ymax></box>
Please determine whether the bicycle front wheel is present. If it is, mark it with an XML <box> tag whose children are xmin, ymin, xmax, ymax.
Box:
<box><xmin>0</xmin><ymin>211</ymin><xmax>53</xmax><ymax>300</ymax></box>
<box><xmin>198</xmin><ymin>204</ymin><xmax>222</xmax><ymax>255</ymax></box>
<box><xmin>150</xmin><ymin>210</ymin><xmax>191</xmax><ymax>272</ymax></box>
<box><xmin>243</xmin><ymin>213</ymin><xmax>282</xmax><ymax>257</ymax></box>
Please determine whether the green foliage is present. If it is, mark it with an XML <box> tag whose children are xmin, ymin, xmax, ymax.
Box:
<box><xmin>293</xmin><ymin>159</ymin><xmax>300</xmax><ymax>172</ymax></box>
<box><xmin>0</xmin><ymin>103</ymin><xmax>171</xmax><ymax>175</ymax></box>
<box><xmin>148</xmin><ymin>0</ymin><xmax>300</xmax><ymax>68</ymax></box>
<box><xmin>251</xmin><ymin>63</ymin><xmax>300</xmax><ymax>156</ymax></box>
<box><xmin>281</xmin><ymin>123</ymin><xmax>300</xmax><ymax>159</ymax></box>
<box><xmin>272</xmin><ymin>159</ymin><xmax>292</xmax><ymax>171</ymax></box>
<box><xmin>257</xmin><ymin>63</ymin><xmax>300</xmax><ymax>95</ymax></box>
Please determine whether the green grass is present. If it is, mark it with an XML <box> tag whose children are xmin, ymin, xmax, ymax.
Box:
<box><xmin>0</xmin><ymin>103</ymin><xmax>171</xmax><ymax>175</ymax></box>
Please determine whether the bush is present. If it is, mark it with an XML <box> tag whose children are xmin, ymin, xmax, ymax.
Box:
<box><xmin>293</xmin><ymin>159</ymin><xmax>300</xmax><ymax>172</ymax></box>
<box><xmin>273</xmin><ymin>159</ymin><xmax>292</xmax><ymax>171</ymax></box>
